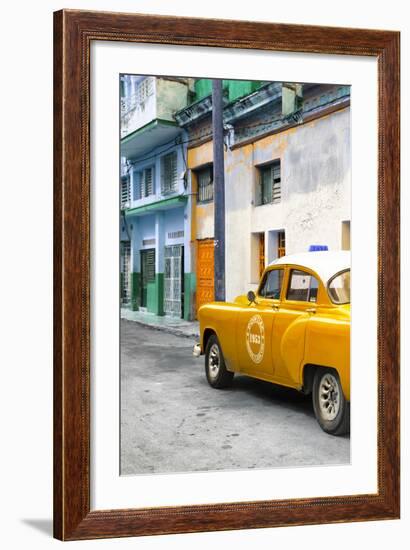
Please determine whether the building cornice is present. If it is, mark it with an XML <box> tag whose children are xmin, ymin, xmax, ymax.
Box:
<box><xmin>123</xmin><ymin>194</ymin><xmax>188</xmax><ymax>217</ymax></box>
<box><xmin>174</xmin><ymin>96</ymin><xmax>213</xmax><ymax>127</ymax></box>
<box><xmin>121</xmin><ymin>118</ymin><xmax>178</xmax><ymax>145</ymax></box>
<box><xmin>223</xmin><ymin>82</ymin><xmax>282</xmax><ymax>124</ymax></box>
<box><xmin>230</xmin><ymin>97</ymin><xmax>350</xmax><ymax>150</ymax></box>
<box><xmin>175</xmin><ymin>82</ymin><xmax>283</xmax><ymax>128</ymax></box>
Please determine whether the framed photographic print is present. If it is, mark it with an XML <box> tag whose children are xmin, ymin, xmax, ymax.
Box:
<box><xmin>53</xmin><ymin>9</ymin><xmax>400</xmax><ymax>540</ymax></box>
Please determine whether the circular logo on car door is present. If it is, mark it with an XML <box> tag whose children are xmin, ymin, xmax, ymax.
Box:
<box><xmin>246</xmin><ymin>314</ymin><xmax>265</xmax><ymax>364</ymax></box>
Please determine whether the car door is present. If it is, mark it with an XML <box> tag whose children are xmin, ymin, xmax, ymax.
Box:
<box><xmin>271</xmin><ymin>268</ymin><xmax>319</xmax><ymax>386</ymax></box>
<box><xmin>236</xmin><ymin>267</ymin><xmax>284</xmax><ymax>375</ymax></box>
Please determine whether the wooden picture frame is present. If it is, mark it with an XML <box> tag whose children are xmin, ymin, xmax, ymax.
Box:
<box><xmin>53</xmin><ymin>9</ymin><xmax>400</xmax><ymax>540</ymax></box>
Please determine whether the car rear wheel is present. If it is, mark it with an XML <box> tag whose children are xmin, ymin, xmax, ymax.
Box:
<box><xmin>205</xmin><ymin>334</ymin><xmax>234</xmax><ymax>389</ymax></box>
<box><xmin>312</xmin><ymin>368</ymin><xmax>350</xmax><ymax>435</ymax></box>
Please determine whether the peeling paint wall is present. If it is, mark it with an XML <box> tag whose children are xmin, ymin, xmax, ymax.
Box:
<box><xmin>225</xmin><ymin>107</ymin><xmax>351</xmax><ymax>300</ymax></box>
<box><xmin>187</xmin><ymin>140</ymin><xmax>215</xmax><ymax>241</ymax></box>
<box><xmin>186</xmin><ymin>108</ymin><xmax>350</xmax><ymax>302</ymax></box>
<box><xmin>187</xmin><ymin>140</ymin><xmax>213</xmax><ymax>168</ymax></box>
<box><xmin>196</xmin><ymin>202</ymin><xmax>214</xmax><ymax>239</ymax></box>
<box><xmin>185</xmin><ymin>98</ymin><xmax>351</xmax><ymax>304</ymax></box>
<box><xmin>156</xmin><ymin>79</ymin><xmax>190</xmax><ymax>120</ymax></box>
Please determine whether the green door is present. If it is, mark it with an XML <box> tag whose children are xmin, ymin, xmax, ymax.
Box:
<box><xmin>140</xmin><ymin>249</ymin><xmax>155</xmax><ymax>307</ymax></box>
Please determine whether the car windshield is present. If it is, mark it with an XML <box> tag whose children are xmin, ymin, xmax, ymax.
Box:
<box><xmin>327</xmin><ymin>269</ymin><xmax>350</xmax><ymax>304</ymax></box>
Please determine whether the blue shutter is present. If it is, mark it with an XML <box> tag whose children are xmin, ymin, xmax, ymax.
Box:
<box><xmin>133</xmin><ymin>169</ymin><xmax>141</xmax><ymax>200</ymax></box>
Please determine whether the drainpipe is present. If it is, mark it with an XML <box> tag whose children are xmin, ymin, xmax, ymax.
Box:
<box><xmin>212</xmin><ymin>79</ymin><xmax>226</xmax><ymax>302</ymax></box>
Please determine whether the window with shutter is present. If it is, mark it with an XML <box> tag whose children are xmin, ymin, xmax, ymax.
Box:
<box><xmin>121</xmin><ymin>176</ymin><xmax>130</xmax><ymax>208</ymax></box>
<box><xmin>272</xmin><ymin>162</ymin><xmax>281</xmax><ymax>203</ymax></box>
<box><xmin>258</xmin><ymin>160</ymin><xmax>281</xmax><ymax>206</ymax></box>
<box><xmin>196</xmin><ymin>165</ymin><xmax>214</xmax><ymax>203</ymax></box>
<box><xmin>133</xmin><ymin>169</ymin><xmax>141</xmax><ymax>200</ymax></box>
<box><xmin>144</xmin><ymin>167</ymin><xmax>153</xmax><ymax>196</ymax></box>
<box><xmin>161</xmin><ymin>152</ymin><xmax>178</xmax><ymax>195</ymax></box>
<box><xmin>133</xmin><ymin>167</ymin><xmax>154</xmax><ymax>200</ymax></box>
<box><xmin>261</xmin><ymin>167</ymin><xmax>272</xmax><ymax>205</ymax></box>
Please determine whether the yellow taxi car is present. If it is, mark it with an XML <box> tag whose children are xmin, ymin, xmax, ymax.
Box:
<box><xmin>193</xmin><ymin>251</ymin><xmax>350</xmax><ymax>435</ymax></box>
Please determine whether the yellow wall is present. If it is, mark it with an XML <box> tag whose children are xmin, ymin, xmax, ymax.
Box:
<box><xmin>188</xmin><ymin>141</ymin><xmax>215</xmax><ymax>241</ymax></box>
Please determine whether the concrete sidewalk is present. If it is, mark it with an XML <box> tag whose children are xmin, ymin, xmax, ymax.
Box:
<box><xmin>121</xmin><ymin>308</ymin><xmax>199</xmax><ymax>338</ymax></box>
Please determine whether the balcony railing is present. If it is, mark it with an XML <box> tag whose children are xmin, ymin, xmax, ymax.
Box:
<box><xmin>121</xmin><ymin>78</ymin><xmax>154</xmax><ymax>117</ymax></box>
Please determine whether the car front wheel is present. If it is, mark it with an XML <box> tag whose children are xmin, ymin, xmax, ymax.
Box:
<box><xmin>312</xmin><ymin>368</ymin><xmax>350</xmax><ymax>435</ymax></box>
<box><xmin>205</xmin><ymin>334</ymin><xmax>234</xmax><ymax>389</ymax></box>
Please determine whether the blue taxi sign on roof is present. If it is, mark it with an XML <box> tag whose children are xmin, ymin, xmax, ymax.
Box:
<box><xmin>308</xmin><ymin>245</ymin><xmax>328</xmax><ymax>251</ymax></box>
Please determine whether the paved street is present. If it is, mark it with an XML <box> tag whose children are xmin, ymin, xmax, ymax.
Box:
<box><xmin>120</xmin><ymin>320</ymin><xmax>350</xmax><ymax>475</ymax></box>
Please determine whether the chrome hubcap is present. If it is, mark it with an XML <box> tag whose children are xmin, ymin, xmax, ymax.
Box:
<box><xmin>208</xmin><ymin>343</ymin><xmax>220</xmax><ymax>379</ymax></box>
<box><xmin>318</xmin><ymin>373</ymin><xmax>340</xmax><ymax>421</ymax></box>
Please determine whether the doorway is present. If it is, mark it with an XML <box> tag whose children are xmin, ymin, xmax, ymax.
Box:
<box><xmin>164</xmin><ymin>245</ymin><xmax>184</xmax><ymax>317</ymax></box>
<box><xmin>140</xmin><ymin>248</ymin><xmax>155</xmax><ymax>308</ymax></box>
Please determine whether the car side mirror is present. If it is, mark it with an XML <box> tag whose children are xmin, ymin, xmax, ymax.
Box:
<box><xmin>247</xmin><ymin>290</ymin><xmax>256</xmax><ymax>304</ymax></box>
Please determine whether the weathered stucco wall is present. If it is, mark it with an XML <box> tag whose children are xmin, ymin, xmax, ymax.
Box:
<box><xmin>225</xmin><ymin>107</ymin><xmax>351</xmax><ymax>300</ymax></box>
<box><xmin>185</xmin><ymin>107</ymin><xmax>351</xmax><ymax>303</ymax></box>
<box><xmin>156</xmin><ymin>79</ymin><xmax>190</xmax><ymax>121</ymax></box>
<box><xmin>195</xmin><ymin>202</ymin><xmax>214</xmax><ymax>240</ymax></box>
<box><xmin>187</xmin><ymin>141</ymin><xmax>215</xmax><ymax>240</ymax></box>
<box><xmin>122</xmin><ymin>77</ymin><xmax>189</xmax><ymax>138</ymax></box>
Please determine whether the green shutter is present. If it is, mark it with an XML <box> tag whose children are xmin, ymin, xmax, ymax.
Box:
<box><xmin>261</xmin><ymin>166</ymin><xmax>272</xmax><ymax>204</ymax></box>
<box><xmin>144</xmin><ymin>249</ymin><xmax>155</xmax><ymax>282</ymax></box>
<box><xmin>272</xmin><ymin>161</ymin><xmax>281</xmax><ymax>203</ymax></box>
<box><xmin>260</xmin><ymin>161</ymin><xmax>281</xmax><ymax>205</ymax></box>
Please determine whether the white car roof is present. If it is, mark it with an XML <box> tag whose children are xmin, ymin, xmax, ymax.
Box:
<box><xmin>269</xmin><ymin>250</ymin><xmax>350</xmax><ymax>284</ymax></box>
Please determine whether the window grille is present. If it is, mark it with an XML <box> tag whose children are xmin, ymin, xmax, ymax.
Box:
<box><xmin>121</xmin><ymin>78</ymin><xmax>154</xmax><ymax>117</ymax></box>
<box><xmin>168</xmin><ymin>230</ymin><xmax>184</xmax><ymax>239</ymax></box>
<box><xmin>197</xmin><ymin>165</ymin><xmax>213</xmax><ymax>202</ymax></box>
<box><xmin>161</xmin><ymin>152</ymin><xmax>178</xmax><ymax>195</ymax></box>
<box><xmin>137</xmin><ymin>77</ymin><xmax>154</xmax><ymax>104</ymax></box>
<box><xmin>259</xmin><ymin>160</ymin><xmax>281</xmax><ymax>205</ymax></box>
<box><xmin>164</xmin><ymin>245</ymin><xmax>183</xmax><ymax>317</ymax></box>
<box><xmin>142</xmin><ymin>238</ymin><xmax>156</xmax><ymax>246</ymax></box>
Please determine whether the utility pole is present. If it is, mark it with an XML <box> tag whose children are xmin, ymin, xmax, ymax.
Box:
<box><xmin>212</xmin><ymin>79</ymin><xmax>225</xmax><ymax>302</ymax></box>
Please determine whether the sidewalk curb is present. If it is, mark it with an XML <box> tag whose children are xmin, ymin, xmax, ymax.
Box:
<box><xmin>122</xmin><ymin>317</ymin><xmax>199</xmax><ymax>339</ymax></box>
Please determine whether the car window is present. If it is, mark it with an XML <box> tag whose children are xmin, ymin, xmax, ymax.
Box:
<box><xmin>259</xmin><ymin>268</ymin><xmax>284</xmax><ymax>299</ymax></box>
<box><xmin>286</xmin><ymin>269</ymin><xmax>319</xmax><ymax>303</ymax></box>
<box><xmin>328</xmin><ymin>269</ymin><xmax>350</xmax><ymax>304</ymax></box>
